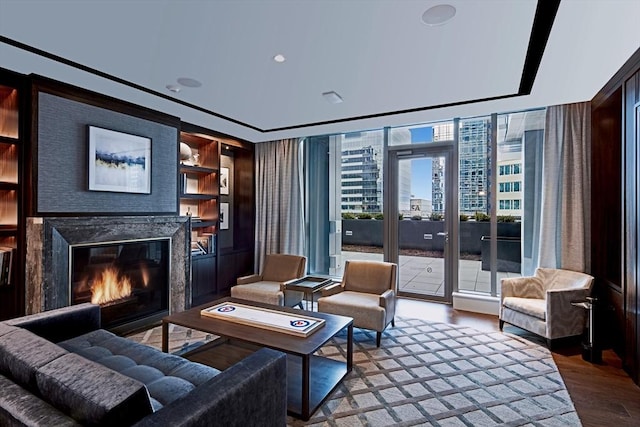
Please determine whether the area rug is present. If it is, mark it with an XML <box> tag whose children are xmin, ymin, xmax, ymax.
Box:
<box><xmin>128</xmin><ymin>317</ymin><xmax>581</xmax><ymax>426</ymax></box>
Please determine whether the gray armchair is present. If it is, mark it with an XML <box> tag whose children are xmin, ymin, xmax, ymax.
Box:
<box><xmin>499</xmin><ymin>267</ymin><xmax>594</xmax><ymax>347</ymax></box>
<box><xmin>317</xmin><ymin>260</ymin><xmax>397</xmax><ymax>347</ymax></box>
<box><xmin>230</xmin><ymin>254</ymin><xmax>307</xmax><ymax>307</ymax></box>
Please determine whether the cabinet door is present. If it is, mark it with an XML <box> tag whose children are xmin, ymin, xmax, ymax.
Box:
<box><xmin>192</xmin><ymin>255</ymin><xmax>217</xmax><ymax>305</ymax></box>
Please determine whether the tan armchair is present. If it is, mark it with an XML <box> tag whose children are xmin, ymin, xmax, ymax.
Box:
<box><xmin>230</xmin><ymin>254</ymin><xmax>307</xmax><ymax>307</ymax></box>
<box><xmin>317</xmin><ymin>260</ymin><xmax>397</xmax><ymax>347</ymax></box>
<box><xmin>499</xmin><ymin>267</ymin><xmax>594</xmax><ymax>347</ymax></box>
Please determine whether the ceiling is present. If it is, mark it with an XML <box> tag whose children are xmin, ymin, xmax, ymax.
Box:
<box><xmin>1</xmin><ymin>0</ymin><xmax>639</xmax><ymax>143</ymax></box>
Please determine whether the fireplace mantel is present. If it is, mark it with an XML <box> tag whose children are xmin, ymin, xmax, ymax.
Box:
<box><xmin>25</xmin><ymin>216</ymin><xmax>191</xmax><ymax>319</ymax></box>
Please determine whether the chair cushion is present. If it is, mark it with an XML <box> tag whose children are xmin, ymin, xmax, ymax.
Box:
<box><xmin>231</xmin><ymin>281</ymin><xmax>284</xmax><ymax>306</ymax></box>
<box><xmin>261</xmin><ymin>254</ymin><xmax>305</xmax><ymax>282</ymax></box>
<box><xmin>343</xmin><ymin>261</ymin><xmax>395</xmax><ymax>294</ymax></box>
<box><xmin>536</xmin><ymin>268</ymin><xmax>593</xmax><ymax>291</ymax></box>
<box><xmin>502</xmin><ymin>297</ymin><xmax>546</xmax><ymax>321</ymax></box>
<box><xmin>35</xmin><ymin>353</ymin><xmax>152</xmax><ymax>426</ymax></box>
<box><xmin>318</xmin><ymin>291</ymin><xmax>386</xmax><ymax>331</ymax></box>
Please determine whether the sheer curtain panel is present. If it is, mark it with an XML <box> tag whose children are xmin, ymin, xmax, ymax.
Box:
<box><xmin>537</xmin><ymin>102</ymin><xmax>591</xmax><ymax>273</ymax></box>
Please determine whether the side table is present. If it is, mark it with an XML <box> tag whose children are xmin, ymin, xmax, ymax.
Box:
<box><xmin>285</xmin><ymin>276</ymin><xmax>334</xmax><ymax>311</ymax></box>
<box><xmin>571</xmin><ymin>296</ymin><xmax>601</xmax><ymax>363</ymax></box>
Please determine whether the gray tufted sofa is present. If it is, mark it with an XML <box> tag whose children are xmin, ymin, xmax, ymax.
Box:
<box><xmin>0</xmin><ymin>303</ymin><xmax>287</xmax><ymax>426</ymax></box>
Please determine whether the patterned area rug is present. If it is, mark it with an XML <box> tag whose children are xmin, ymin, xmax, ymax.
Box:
<box><xmin>128</xmin><ymin>317</ymin><xmax>581</xmax><ymax>426</ymax></box>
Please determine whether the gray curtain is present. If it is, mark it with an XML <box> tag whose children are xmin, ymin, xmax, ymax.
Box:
<box><xmin>254</xmin><ymin>138</ymin><xmax>305</xmax><ymax>271</ymax></box>
<box><xmin>536</xmin><ymin>102</ymin><xmax>591</xmax><ymax>273</ymax></box>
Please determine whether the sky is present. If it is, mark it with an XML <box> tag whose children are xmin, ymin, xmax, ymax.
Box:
<box><xmin>409</xmin><ymin>127</ymin><xmax>433</xmax><ymax>200</ymax></box>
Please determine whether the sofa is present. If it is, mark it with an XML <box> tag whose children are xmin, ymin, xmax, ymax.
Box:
<box><xmin>0</xmin><ymin>303</ymin><xmax>287</xmax><ymax>426</ymax></box>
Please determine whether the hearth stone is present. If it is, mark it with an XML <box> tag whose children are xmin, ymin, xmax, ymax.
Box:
<box><xmin>25</xmin><ymin>216</ymin><xmax>190</xmax><ymax>320</ymax></box>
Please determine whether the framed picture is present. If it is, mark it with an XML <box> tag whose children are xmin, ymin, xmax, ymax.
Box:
<box><xmin>88</xmin><ymin>126</ymin><xmax>151</xmax><ymax>194</ymax></box>
<box><xmin>220</xmin><ymin>167</ymin><xmax>229</xmax><ymax>195</ymax></box>
<box><xmin>220</xmin><ymin>202</ymin><xmax>229</xmax><ymax>230</ymax></box>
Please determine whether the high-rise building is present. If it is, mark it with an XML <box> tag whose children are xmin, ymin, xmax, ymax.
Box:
<box><xmin>340</xmin><ymin>130</ymin><xmax>411</xmax><ymax>213</ymax></box>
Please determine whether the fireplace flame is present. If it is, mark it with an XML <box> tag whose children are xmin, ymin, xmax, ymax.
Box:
<box><xmin>91</xmin><ymin>267</ymin><xmax>132</xmax><ymax>305</ymax></box>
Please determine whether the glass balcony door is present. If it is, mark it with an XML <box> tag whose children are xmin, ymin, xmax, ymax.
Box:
<box><xmin>386</xmin><ymin>145</ymin><xmax>454</xmax><ymax>303</ymax></box>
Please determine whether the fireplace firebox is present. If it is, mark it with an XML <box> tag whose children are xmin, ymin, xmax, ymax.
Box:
<box><xmin>70</xmin><ymin>238</ymin><xmax>170</xmax><ymax>329</ymax></box>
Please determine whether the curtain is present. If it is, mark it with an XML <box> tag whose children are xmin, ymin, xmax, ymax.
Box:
<box><xmin>254</xmin><ymin>138</ymin><xmax>305</xmax><ymax>271</ymax></box>
<box><xmin>536</xmin><ymin>102</ymin><xmax>591</xmax><ymax>273</ymax></box>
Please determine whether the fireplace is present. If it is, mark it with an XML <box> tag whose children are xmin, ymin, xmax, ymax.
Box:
<box><xmin>70</xmin><ymin>238</ymin><xmax>170</xmax><ymax>329</ymax></box>
<box><xmin>26</xmin><ymin>216</ymin><xmax>190</xmax><ymax>333</ymax></box>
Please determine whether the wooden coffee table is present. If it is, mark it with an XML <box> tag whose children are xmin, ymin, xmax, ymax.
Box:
<box><xmin>161</xmin><ymin>297</ymin><xmax>353</xmax><ymax>420</ymax></box>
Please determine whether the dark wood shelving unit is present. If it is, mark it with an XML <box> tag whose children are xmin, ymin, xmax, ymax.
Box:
<box><xmin>0</xmin><ymin>69</ymin><xmax>26</xmax><ymax>320</ymax></box>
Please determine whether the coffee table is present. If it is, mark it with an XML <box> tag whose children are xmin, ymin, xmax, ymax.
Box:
<box><xmin>161</xmin><ymin>297</ymin><xmax>353</xmax><ymax>420</ymax></box>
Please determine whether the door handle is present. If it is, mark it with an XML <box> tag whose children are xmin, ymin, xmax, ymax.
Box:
<box><xmin>437</xmin><ymin>232</ymin><xmax>449</xmax><ymax>243</ymax></box>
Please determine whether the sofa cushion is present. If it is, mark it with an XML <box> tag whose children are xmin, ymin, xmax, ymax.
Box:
<box><xmin>60</xmin><ymin>329</ymin><xmax>220</xmax><ymax>411</ymax></box>
<box><xmin>0</xmin><ymin>374</ymin><xmax>81</xmax><ymax>426</ymax></box>
<box><xmin>36</xmin><ymin>353</ymin><xmax>153</xmax><ymax>426</ymax></box>
<box><xmin>0</xmin><ymin>323</ymin><xmax>19</xmax><ymax>337</ymax></box>
<box><xmin>0</xmin><ymin>328</ymin><xmax>68</xmax><ymax>391</ymax></box>
<box><xmin>502</xmin><ymin>296</ymin><xmax>546</xmax><ymax>320</ymax></box>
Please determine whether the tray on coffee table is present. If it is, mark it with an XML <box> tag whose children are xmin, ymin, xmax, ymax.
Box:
<box><xmin>201</xmin><ymin>301</ymin><xmax>325</xmax><ymax>337</ymax></box>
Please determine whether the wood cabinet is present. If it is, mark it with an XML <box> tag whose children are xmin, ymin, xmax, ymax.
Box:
<box><xmin>0</xmin><ymin>69</ymin><xmax>25</xmax><ymax>320</ymax></box>
<box><xmin>179</xmin><ymin>124</ymin><xmax>254</xmax><ymax>305</ymax></box>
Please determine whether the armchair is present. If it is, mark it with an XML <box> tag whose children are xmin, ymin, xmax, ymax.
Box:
<box><xmin>230</xmin><ymin>254</ymin><xmax>307</xmax><ymax>307</ymax></box>
<box><xmin>317</xmin><ymin>260</ymin><xmax>397</xmax><ymax>347</ymax></box>
<box><xmin>499</xmin><ymin>267</ymin><xmax>594</xmax><ymax>347</ymax></box>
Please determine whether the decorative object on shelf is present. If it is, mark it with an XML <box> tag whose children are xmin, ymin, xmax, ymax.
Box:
<box><xmin>88</xmin><ymin>126</ymin><xmax>151</xmax><ymax>194</ymax></box>
<box><xmin>179</xmin><ymin>142</ymin><xmax>192</xmax><ymax>162</ymax></box>
<box><xmin>192</xmin><ymin>153</ymin><xmax>200</xmax><ymax>166</ymax></box>
<box><xmin>220</xmin><ymin>167</ymin><xmax>229</xmax><ymax>195</ymax></box>
<box><xmin>220</xmin><ymin>202</ymin><xmax>229</xmax><ymax>230</ymax></box>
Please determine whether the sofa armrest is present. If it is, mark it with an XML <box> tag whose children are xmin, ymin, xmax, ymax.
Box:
<box><xmin>320</xmin><ymin>282</ymin><xmax>343</xmax><ymax>297</ymax></box>
<box><xmin>133</xmin><ymin>348</ymin><xmax>287</xmax><ymax>427</ymax></box>
<box><xmin>5</xmin><ymin>303</ymin><xmax>101</xmax><ymax>343</ymax></box>
<box><xmin>237</xmin><ymin>274</ymin><xmax>262</xmax><ymax>285</ymax></box>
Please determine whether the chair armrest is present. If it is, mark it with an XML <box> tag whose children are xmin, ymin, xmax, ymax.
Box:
<box><xmin>320</xmin><ymin>282</ymin><xmax>344</xmax><ymax>297</ymax></box>
<box><xmin>133</xmin><ymin>348</ymin><xmax>287</xmax><ymax>427</ymax></box>
<box><xmin>546</xmin><ymin>288</ymin><xmax>591</xmax><ymax>338</ymax></box>
<box><xmin>379</xmin><ymin>289</ymin><xmax>396</xmax><ymax>323</ymax></box>
<box><xmin>236</xmin><ymin>274</ymin><xmax>262</xmax><ymax>285</ymax></box>
<box><xmin>500</xmin><ymin>276</ymin><xmax>544</xmax><ymax>300</ymax></box>
<box><xmin>5</xmin><ymin>303</ymin><xmax>101</xmax><ymax>343</ymax></box>
<box><xmin>379</xmin><ymin>289</ymin><xmax>394</xmax><ymax>308</ymax></box>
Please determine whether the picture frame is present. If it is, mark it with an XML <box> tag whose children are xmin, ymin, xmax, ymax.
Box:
<box><xmin>220</xmin><ymin>202</ymin><xmax>229</xmax><ymax>230</ymax></box>
<box><xmin>220</xmin><ymin>167</ymin><xmax>229</xmax><ymax>195</ymax></box>
<box><xmin>88</xmin><ymin>126</ymin><xmax>151</xmax><ymax>194</ymax></box>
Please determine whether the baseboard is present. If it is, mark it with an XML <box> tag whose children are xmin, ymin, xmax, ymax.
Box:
<box><xmin>452</xmin><ymin>292</ymin><xmax>500</xmax><ymax>315</ymax></box>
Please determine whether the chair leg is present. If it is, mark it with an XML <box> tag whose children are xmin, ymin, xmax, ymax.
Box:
<box><xmin>376</xmin><ymin>331</ymin><xmax>382</xmax><ymax>347</ymax></box>
<box><xmin>499</xmin><ymin>320</ymin><xmax>504</xmax><ymax>331</ymax></box>
<box><xmin>296</xmin><ymin>302</ymin><xmax>304</xmax><ymax>309</ymax></box>
<box><xmin>391</xmin><ymin>318</ymin><xmax>395</xmax><ymax>328</ymax></box>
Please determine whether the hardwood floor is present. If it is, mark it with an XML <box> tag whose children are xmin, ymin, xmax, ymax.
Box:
<box><xmin>396</xmin><ymin>298</ymin><xmax>640</xmax><ymax>427</ymax></box>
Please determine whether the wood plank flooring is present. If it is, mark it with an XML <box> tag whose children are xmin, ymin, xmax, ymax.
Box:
<box><xmin>396</xmin><ymin>298</ymin><xmax>640</xmax><ymax>427</ymax></box>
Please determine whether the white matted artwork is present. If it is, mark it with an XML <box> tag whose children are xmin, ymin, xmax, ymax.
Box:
<box><xmin>88</xmin><ymin>126</ymin><xmax>151</xmax><ymax>194</ymax></box>
<box><xmin>220</xmin><ymin>167</ymin><xmax>229</xmax><ymax>195</ymax></box>
<box><xmin>220</xmin><ymin>202</ymin><xmax>229</xmax><ymax>230</ymax></box>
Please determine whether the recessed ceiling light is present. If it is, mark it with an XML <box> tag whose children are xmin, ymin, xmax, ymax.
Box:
<box><xmin>421</xmin><ymin>4</ymin><xmax>456</xmax><ymax>26</ymax></box>
<box><xmin>177</xmin><ymin>77</ymin><xmax>202</xmax><ymax>88</ymax></box>
<box><xmin>166</xmin><ymin>84</ymin><xmax>181</xmax><ymax>93</ymax></box>
<box><xmin>322</xmin><ymin>91</ymin><xmax>343</xmax><ymax>104</ymax></box>
<box><xmin>273</xmin><ymin>54</ymin><xmax>286</xmax><ymax>63</ymax></box>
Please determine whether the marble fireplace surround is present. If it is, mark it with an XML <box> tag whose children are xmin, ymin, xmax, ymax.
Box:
<box><xmin>25</xmin><ymin>216</ymin><xmax>191</xmax><ymax>321</ymax></box>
